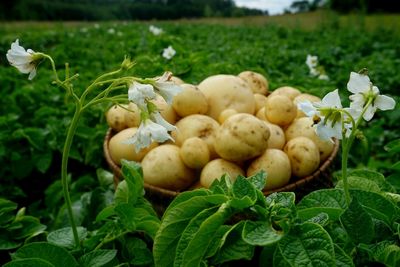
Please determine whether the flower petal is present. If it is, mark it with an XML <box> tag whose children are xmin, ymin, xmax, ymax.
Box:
<box><xmin>347</xmin><ymin>72</ymin><xmax>371</xmax><ymax>94</ymax></box>
<box><xmin>322</xmin><ymin>89</ymin><xmax>342</xmax><ymax>108</ymax></box>
<box><xmin>375</xmin><ymin>94</ymin><xmax>396</xmax><ymax>111</ymax></box>
<box><xmin>297</xmin><ymin>100</ymin><xmax>317</xmax><ymax>117</ymax></box>
<box><xmin>363</xmin><ymin>104</ymin><xmax>376</xmax><ymax>121</ymax></box>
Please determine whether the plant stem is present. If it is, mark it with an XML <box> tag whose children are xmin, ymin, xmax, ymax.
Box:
<box><xmin>61</xmin><ymin>104</ymin><xmax>82</xmax><ymax>248</ymax></box>
<box><xmin>341</xmin><ymin>138</ymin><xmax>351</xmax><ymax>205</ymax></box>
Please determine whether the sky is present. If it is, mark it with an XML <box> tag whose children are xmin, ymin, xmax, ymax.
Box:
<box><xmin>234</xmin><ymin>0</ymin><xmax>297</xmax><ymax>15</ymax></box>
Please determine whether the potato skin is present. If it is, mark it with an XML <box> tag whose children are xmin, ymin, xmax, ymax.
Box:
<box><xmin>125</xmin><ymin>102</ymin><xmax>141</xmax><ymax>128</ymax></box>
<box><xmin>214</xmin><ymin>113</ymin><xmax>270</xmax><ymax>162</ymax></box>
<box><xmin>285</xmin><ymin>117</ymin><xmax>334</xmax><ymax>162</ymax></box>
<box><xmin>238</xmin><ymin>71</ymin><xmax>269</xmax><ymax>95</ymax></box>
<box><xmin>254</xmin><ymin>93</ymin><xmax>268</xmax><ymax>112</ymax></box>
<box><xmin>218</xmin><ymin>108</ymin><xmax>238</xmax><ymax>124</ymax></box>
<box><xmin>265</xmin><ymin>95</ymin><xmax>297</xmax><ymax>127</ymax></box>
<box><xmin>293</xmin><ymin>93</ymin><xmax>322</xmax><ymax>118</ymax></box>
<box><xmin>109</xmin><ymin>128</ymin><xmax>157</xmax><ymax>165</ymax></box>
<box><xmin>106</xmin><ymin>104</ymin><xmax>128</xmax><ymax>132</ymax></box>
<box><xmin>150</xmin><ymin>95</ymin><xmax>178</xmax><ymax>125</ymax></box>
<box><xmin>141</xmin><ymin>144</ymin><xmax>196</xmax><ymax>191</ymax></box>
<box><xmin>180</xmin><ymin>137</ymin><xmax>210</xmax><ymax>169</ymax></box>
<box><xmin>284</xmin><ymin>136</ymin><xmax>320</xmax><ymax>178</ymax></box>
<box><xmin>247</xmin><ymin>149</ymin><xmax>291</xmax><ymax>190</ymax></box>
<box><xmin>198</xmin><ymin>74</ymin><xmax>256</xmax><ymax>120</ymax></box>
<box><xmin>264</xmin><ymin>123</ymin><xmax>286</xmax><ymax>150</ymax></box>
<box><xmin>269</xmin><ymin>86</ymin><xmax>301</xmax><ymax>100</ymax></box>
<box><xmin>200</xmin><ymin>159</ymin><xmax>244</xmax><ymax>188</ymax></box>
<box><xmin>172</xmin><ymin>114</ymin><xmax>220</xmax><ymax>158</ymax></box>
<box><xmin>172</xmin><ymin>84</ymin><xmax>208</xmax><ymax>117</ymax></box>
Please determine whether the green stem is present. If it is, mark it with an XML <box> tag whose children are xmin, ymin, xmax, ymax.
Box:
<box><xmin>61</xmin><ymin>104</ymin><xmax>83</xmax><ymax>248</ymax></box>
<box><xmin>80</xmin><ymin>69</ymin><xmax>122</xmax><ymax>103</ymax></box>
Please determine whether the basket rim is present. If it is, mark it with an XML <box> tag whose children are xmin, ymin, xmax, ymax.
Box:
<box><xmin>104</xmin><ymin>127</ymin><xmax>339</xmax><ymax>198</ymax></box>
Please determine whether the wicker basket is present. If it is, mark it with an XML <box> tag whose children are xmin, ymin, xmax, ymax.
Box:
<box><xmin>104</xmin><ymin>128</ymin><xmax>339</xmax><ymax>214</ymax></box>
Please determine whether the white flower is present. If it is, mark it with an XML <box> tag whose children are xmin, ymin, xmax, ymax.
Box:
<box><xmin>128</xmin><ymin>82</ymin><xmax>156</xmax><ymax>109</ymax></box>
<box><xmin>162</xmin><ymin>45</ymin><xmax>176</xmax><ymax>60</ymax></box>
<box><xmin>153</xmin><ymin>72</ymin><xmax>182</xmax><ymax>105</ymax></box>
<box><xmin>298</xmin><ymin>89</ymin><xmax>352</xmax><ymax>141</ymax></box>
<box><xmin>150</xmin><ymin>112</ymin><xmax>176</xmax><ymax>132</ymax></box>
<box><xmin>318</xmin><ymin>74</ymin><xmax>330</xmax><ymax>81</ymax></box>
<box><xmin>6</xmin><ymin>39</ymin><xmax>40</xmax><ymax>80</ymax></box>
<box><xmin>306</xmin><ymin>54</ymin><xmax>318</xmax><ymax>69</ymax></box>
<box><xmin>107</xmin><ymin>28</ymin><xmax>115</xmax><ymax>34</ymax></box>
<box><xmin>125</xmin><ymin>119</ymin><xmax>172</xmax><ymax>152</ymax></box>
<box><xmin>149</xmin><ymin>25</ymin><xmax>163</xmax><ymax>35</ymax></box>
<box><xmin>347</xmin><ymin>72</ymin><xmax>396</xmax><ymax>121</ymax></box>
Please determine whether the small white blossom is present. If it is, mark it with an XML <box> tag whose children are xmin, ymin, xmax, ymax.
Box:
<box><xmin>125</xmin><ymin>119</ymin><xmax>172</xmax><ymax>152</ymax></box>
<box><xmin>153</xmin><ymin>72</ymin><xmax>182</xmax><ymax>105</ymax></box>
<box><xmin>305</xmin><ymin>54</ymin><xmax>329</xmax><ymax>80</ymax></box>
<box><xmin>150</xmin><ymin>111</ymin><xmax>176</xmax><ymax>132</ymax></box>
<box><xmin>306</xmin><ymin>54</ymin><xmax>318</xmax><ymax>69</ymax></box>
<box><xmin>298</xmin><ymin>89</ymin><xmax>352</xmax><ymax>141</ymax></box>
<box><xmin>162</xmin><ymin>45</ymin><xmax>176</xmax><ymax>60</ymax></box>
<box><xmin>94</xmin><ymin>23</ymin><xmax>100</xmax><ymax>29</ymax></box>
<box><xmin>347</xmin><ymin>72</ymin><xmax>395</xmax><ymax>121</ymax></box>
<box><xmin>108</xmin><ymin>28</ymin><xmax>115</xmax><ymax>34</ymax></box>
<box><xmin>318</xmin><ymin>74</ymin><xmax>330</xmax><ymax>81</ymax></box>
<box><xmin>6</xmin><ymin>39</ymin><xmax>40</xmax><ymax>80</ymax></box>
<box><xmin>149</xmin><ymin>25</ymin><xmax>163</xmax><ymax>35</ymax></box>
<box><xmin>128</xmin><ymin>82</ymin><xmax>156</xmax><ymax>109</ymax></box>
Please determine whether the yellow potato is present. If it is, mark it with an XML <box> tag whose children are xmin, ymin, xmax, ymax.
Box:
<box><xmin>247</xmin><ymin>149</ymin><xmax>291</xmax><ymax>190</ymax></box>
<box><xmin>180</xmin><ymin>137</ymin><xmax>210</xmax><ymax>169</ymax></box>
<box><xmin>150</xmin><ymin>95</ymin><xmax>178</xmax><ymax>125</ymax></box>
<box><xmin>200</xmin><ymin>159</ymin><xmax>244</xmax><ymax>188</ymax></box>
<box><xmin>284</xmin><ymin>117</ymin><xmax>334</xmax><ymax>162</ymax></box>
<box><xmin>265</xmin><ymin>95</ymin><xmax>297</xmax><ymax>126</ymax></box>
<box><xmin>218</xmin><ymin>108</ymin><xmax>238</xmax><ymax>124</ymax></box>
<box><xmin>254</xmin><ymin>93</ymin><xmax>268</xmax><ymax>112</ymax></box>
<box><xmin>125</xmin><ymin>102</ymin><xmax>141</xmax><ymax>128</ymax></box>
<box><xmin>171</xmin><ymin>114</ymin><xmax>220</xmax><ymax>158</ymax></box>
<box><xmin>269</xmin><ymin>86</ymin><xmax>301</xmax><ymax>100</ymax></box>
<box><xmin>265</xmin><ymin>123</ymin><xmax>286</xmax><ymax>150</ymax></box>
<box><xmin>141</xmin><ymin>144</ymin><xmax>196</xmax><ymax>191</ymax></box>
<box><xmin>172</xmin><ymin>84</ymin><xmax>208</xmax><ymax>117</ymax></box>
<box><xmin>109</xmin><ymin>127</ymin><xmax>157</xmax><ymax>165</ymax></box>
<box><xmin>198</xmin><ymin>74</ymin><xmax>256</xmax><ymax>120</ymax></box>
<box><xmin>284</xmin><ymin>136</ymin><xmax>320</xmax><ymax>178</ymax></box>
<box><xmin>214</xmin><ymin>113</ymin><xmax>270</xmax><ymax>161</ymax></box>
<box><xmin>170</xmin><ymin>76</ymin><xmax>185</xmax><ymax>85</ymax></box>
<box><xmin>106</xmin><ymin>104</ymin><xmax>128</xmax><ymax>132</ymax></box>
<box><xmin>238</xmin><ymin>71</ymin><xmax>269</xmax><ymax>95</ymax></box>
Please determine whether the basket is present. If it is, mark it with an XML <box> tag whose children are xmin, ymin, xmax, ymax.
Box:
<box><xmin>104</xmin><ymin>128</ymin><xmax>339</xmax><ymax>214</ymax></box>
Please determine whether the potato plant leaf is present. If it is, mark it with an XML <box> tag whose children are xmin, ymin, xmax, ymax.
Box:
<box><xmin>334</xmin><ymin>244</ymin><xmax>354</xmax><ymax>267</ymax></box>
<box><xmin>242</xmin><ymin>220</ymin><xmax>284</xmax><ymax>246</ymax></box>
<box><xmin>120</xmin><ymin>160</ymin><xmax>144</xmax><ymax>205</ymax></box>
<box><xmin>47</xmin><ymin>227</ymin><xmax>87</xmax><ymax>249</ymax></box>
<box><xmin>247</xmin><ymin>170</ymin><xmax>267</xmax><ymax>191</ymax></box>
<box><xmin>3</xmin><ymin>258</ymin><xmax>55</xmax><ymax>267</ymax></box>
<box><xmin>78</xmin><ymin>249</ymin><xmax>117</xmax><ymax>267</ymax></box>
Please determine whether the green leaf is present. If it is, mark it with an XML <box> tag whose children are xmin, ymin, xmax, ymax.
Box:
<box><xmin>368</xmin><ymin>242</ymin><xmax>400</xmax><ymax>267</ymax></box>
<box><xmin>242</xmin><ymin>220</ymin><xmax>284</xmax><ymax>246</ymax></box>
<box><xmin>3</xmin><ymin>258</ymin><xmax>55</xmax><ymax>267</ymax></box>
<box><xmin>209</xmin><ymin>174</ymin><xmax>231</xmax><ymax>195</ymax></box>
<box><xmin>11</xmin><ymin>216</ymin><xmax>46</xmax><ymax>240</ymax></box>
<box><xmin>336</xmin><ymin>176</ymin><xmax>382</xmax><ymax>193</ymax></box>
<box><xmin>232</xmin><ymin>175</ymin><xmax>257</xmax><ymax>203</ymax></box>
<box><xmin>11</xmin><ymin>242</ymin><xmax>78</xmax><ymax>267</ymax></box>
<box><xmin>247</xmin><ymin>170</ymin><xmax>267</xmax><ymax>191</ymax></box>
<box><xmin>120</xmin><ymin>160</ymin><xmax>144</xmax><ymax>205</ymax></box>
<box><xmin>96</xmin><ymin>168</ymin><xmax>114</xmax><ymax>189</ymax></box>
<box><xmin>47</xmin><ymin>227</ymin><xmax>87</xmax><ymax>249</ymax></box>
<box><xmin>346</xmin><ymin>169</ymin><xmax>396</xmax><ymax>192</ymax></box>
<box><xmin>212</xmin><ymin>222</ymin><xmax>254</xmax><ymax>265</ymax></box>
<box><xmin>33</xmin><ymin>151</ymin><xmax>52</xmax><ymax>173</ymax></box>
<box><xmin>95</xmin><ymin>205</ymin><xmax>116</xmax><ymax>222</ymax></box>
<box><xmin>122</xmin><ymin>237</ymin><xmax>153</xmax><ymax>266</ymax></box>
<box><xmin>297</xmin><ymin>189</ymin><xmax>346</xmax><ymax>221</ymax></box>
<box><xmin>179</xmin><ymin>203</ymin><xmax>234</xmax><ymax>267</ymax></box>
<box><xmin>174</xmin><ymin>206</ymin><xmax>219</xmax><ymax>266</ymax></box>
<box><xmin>79</xmin><ymin>249</ymin><xmax>117</xmax><ymax>267</ymax></box>
<box><xmin>115</xmin><ymin>203</ymin><xmax>137</xmax><ymax>231</ymax></box>
<box><xmin>266</xmin><ymin>192</ymin><xmax>296</xmax><ymax>209</ymax></box>
<box><xmin>384</xmin><ymin>139</ymin><xmax>400</xmax><ymax>153</ymax></box>
<box><xmin>204</xmin><ymin>225</ymin><xmax>232</xmax><ymax>259</ymax></box>
<box><xmin>305</xmin><ymin>213</ymin><xmax>329</xmax><ymax>226</ymax></box>
<box><xmin>277</xmin><ymin>222</ymin><xmax>335</xmax><ymax>267</ymax></box>
<box><xmin>0</xmin><ymin>198</ymin><xmax>18</xmax><ymax>225</ymax></box>
<box><xmin>163</xmin><ymin>189</ymin><xmax>210</xmax><ymax>216</ymax></box>
<box><xmin>334</xmin><ymin>244</ymin><xmax>354</xmax><ymax>267</ymax></box>
<box><xmin>153</xmin><ymin>194</ymin><xmax>228</xmax><ymax>267</ymax></box>
<box><xmin>340</xmin><ymin>197</ymin><xmax>374</xmax><ymax>244</ymax></box>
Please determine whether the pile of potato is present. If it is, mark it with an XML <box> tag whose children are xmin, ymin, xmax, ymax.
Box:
<box><xmin>106</xmin><ymin>71</ymin><xmax>335</xmax><ymax>192</ymax></box>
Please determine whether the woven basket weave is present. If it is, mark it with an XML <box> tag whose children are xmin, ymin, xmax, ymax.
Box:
<box><xmin>104</xmin><ymin>128</ymin><xmax>339</xmax><ymax>214</ymax></box>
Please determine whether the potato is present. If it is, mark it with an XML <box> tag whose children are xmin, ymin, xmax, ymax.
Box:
<box><xmin>106</xmin><ymin>104</ymin><xmax>128</xmax><ymax>132</ymax></box>
<box><xmin>265</xmin><ymin>95</ymin><xmax>297</xmax><ymax>126</ymax></box>
<box><xmin>214</xmin><ymin>113</ymin><xmax>270</xmax><ymax>162</ymax></box>
<box><xmin>141</xmin><ymin>144</ymin><xmax>196</xmax><ymax>191</ymax></box>
<box><xmin>247</xmin><ymin>149</ymin><xmax>291</xmax><ymax>190</ymax></box>
<box><xmin>269</xmin><ymin>86</ymin><xmax>301</xmax><ymax>100</ymax></box>
<box><xmin>284</xmin><ymin>136</ymin><xmax>320</xmax><ymax>178</ymax></box>
<box><xmin>170</xmin><ymin>76</ymin><xmax>185</xmax><ymax>85</ymax></box>
<box><xmin>109</xmin><ymin>127</ymin><xmax>157</xmax><ymax>165</ymax></box>
<box><xmin>172</xmin><ymin>84</ymin><xmax>208</xmax><ymax>117</ymax></box>
<box><xmin>284</xmin><ymin>117</ymin><xmax>334</xmax><ymax>162</ymax></box>
<box><xmin>150</xmin><ymin>95</ymin><xmax>178</xmax><ymax>125</ymax></box>
<box><xmin>265</xmin><ymin>123</ymin><xmax>286</xmax><ymax>150</ymax></box>
<box><xmin>171</xmin><ymin>114</ymin><xmax>220</xmax><ymax>158</ymax></box>
<box><xmin>125</xmin><ymin>102</ymin><xmax>141</xmax><ymax>128</ymax></box>
<box><xmin>218</xmin><ymin>108</ymin><xmax>238</xmax><ymax>124</ymax></box>
<box><xmin>238</xmin><ymin>71</ymin><xmax>269</xmax><ymax>95</ymax></box>
<box><xmin>198</xmin><ymin>74</ymin><xmax>256</xmax><ymax>120</ymax></box>
<box><xmin>256</xmin><ymin>107</ymin><xmax>269</xmax><ymax>122</ymax></box>
<box><xmin>293</xmin><ymin>93</ymin><xmax>321</xmax><ymax>118</ymax></box>
<box><xmin>180</xmin><ymin>137</ymin><xmax>210</xmax><ymax>169</ymax></box>
<box><xmin>200</xmin><ymin>159</ymin><xmax>244</xmax><ymax>188</ymax></box>
<box><xmin>254</xmin><ymin>93</ymin><xmax>268</xmax><ymax>112</ymax></box>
